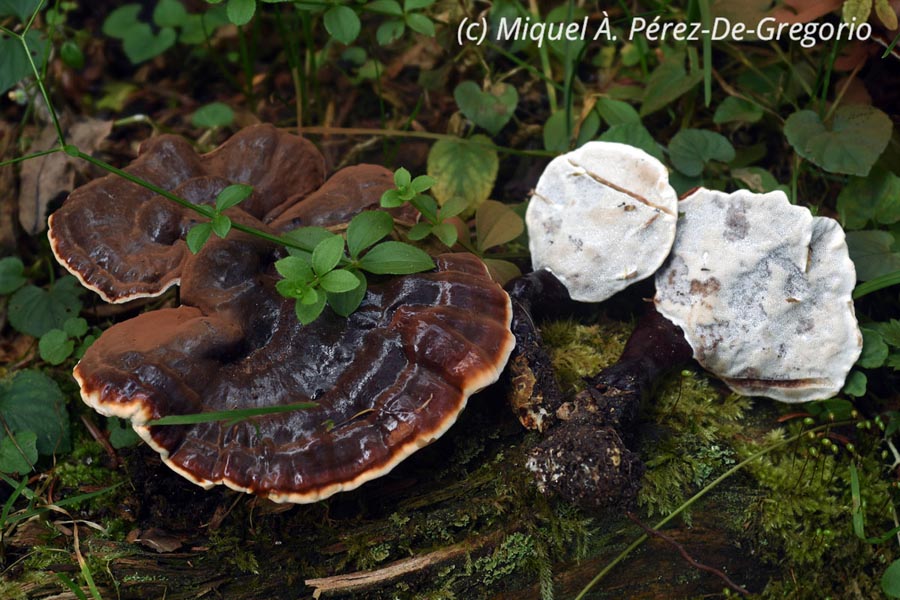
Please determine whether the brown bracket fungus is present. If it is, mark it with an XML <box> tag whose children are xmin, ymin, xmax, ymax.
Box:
<box><xmin>49</xmin><ymin>125</ymin><xmax>515</xmax><ymax>502</ymax></box>
<box><xmin>654</xmin><ymin>188</ymin><xmax>862</xmax><ymax>403</ymax></box>
<box><xmin>525</xmin><ymin>141</ymin><xmax>678</xmax><ymax>303</ymax></box>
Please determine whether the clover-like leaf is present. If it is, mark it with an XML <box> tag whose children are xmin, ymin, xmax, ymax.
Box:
<box><xmin>427</xmin><ymin>135</ymin><xmax>498</xmax><ymax>214</ymax></box>
<box><xmin>324</xmin><ymin>5</ymin><xmax>361</xmax><ymax>45</ymax></box>
<box><xmin>8</xmin><ymin>278</ymin><xmax>82</xmax><ymax>338</ymax></box>
<box><xmin>0</xmin><ymin>256</ymin><xmax>26</xmax><ymax>295</ymax></box>
<box><xmin>476</xmin><ymin>200</ymin><xmax>524</xmax><ymax>251</ymax></box>
<box><xmin>453</xmin><ymin>81</ymin><xmax>518</xmax><ymax>136</ymax></box>
<box><xmin>39</xmin><ymin>329</ymin><xmax>74</xmax><ymax>366</ymax></box>
<box><xmin>0</xmin><ymin>370</ymin><xmax>70</xmax><ymax>455</ymax></box>
<box><xmin>668</xmin><ymin>129</ymin><xmax>736</xmax><ymax>177</ymax></box>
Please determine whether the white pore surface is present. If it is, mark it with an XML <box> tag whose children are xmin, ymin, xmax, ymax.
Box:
<box><xmin>655</xmin><ymin>188</ymin><xmax>862</xmax><ymax>403</ymax></box>
<box><xmin>526</xmin><ymin>141</ymin><xmax>678</xmax><ymax>302</ymax></box>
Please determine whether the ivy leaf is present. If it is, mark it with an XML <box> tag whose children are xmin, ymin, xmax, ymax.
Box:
<box><xmin>107</xmin><ymin>417</ymin><xmax>141</xmax><ymax>449</ymax></box>
<box><xmin>324</xmin><ymin>5</ymin><xmax>361</xmax><ymax>45</ymax></box>
<box><xmin>0</xmin><ymin>256</ymin><xmax>26</xmax><ymax>295</ymax></box>
<box><xmin>668</xmin><ymin>129</ymin><xmax>736</xmax><ymax>177</ymax></box>
<box><xmin>211</xmin><ymin>214</ymin><xmax>232</xmax><ymax>238</ymax></box>
<box><xmin>226</xmin><ymin>0</ymin><xmax>256</xmax><ymax>25</ymax></box>
<box><xmin>358</xmin><ymin>241</ymin><xmax>435</xmax><ymax>274</ymax></box>
<box><xmin>311</xmin><ymin>235</ymin><xmax>346</xmax><ymax>275</ymax></box>
<box><xmin>319</xmin><ymin>269</ymin><xmax>363</xmax><ymax>293</ymax></box>
<box><xmin>837</xmin><ymin>168</ymin><xmax>900</xmax><ymax>230</ymax></box>
<box><xmin>453</xmin><ymin>81</ymin><xmax>518</xmax><ymax>136</ymax></box>
<box><xmin>327</xmin><ymin>271</ymin><xmax>367</xmax><ymax>317</ymax></box>
<box><xmin>713</xmin><ymin>96</ymin><xmax>763</xmax><ymax>124</ymax></box>
<box><xmin>216</xmin><ymin>183</ymin><xmax>253</xmax><ymax>212</ymax></box>
<box><xmin>859</xmin><ymin>327</ymin><xmax>889</xmax><ymax>369</ymax></box>
<box><xmin>39</xmin><ymin>329</ymin><xmax>74</xmax><ymax>366</ymax></box>
<box><xmin>101</xmin><ymin>4</ymin><xmax>141</xmax><ymax>39</ymax></box>
<box><xmin>843</xmin><ymin>370</ymin><xmax>867</xmax><ymax>397</ymax></box>
<box><xmin>347</xmin><ymin>211</ymin><xmax>394</xmax><ymax>258</ymax></box>
<box><xmin>476</xmin><ymin>200</ymin><xmax>524</xmax><ymax>251</ymax></box>
<box><xmin>0</xmin><ymin>431</ymin><xmax>37</xmax><ymax>474</ymax></box>
<box><xmin>0</xmin><ymin>370</ymin><xmax>70</xmax><ymax>455</ymax></box>
<box><xmin>191</xmin><ymin>102</ymin><xmax>234</xmax><ymax>129</ymax></box>
<box><xmin>8</xmin><ymin>278</ymin><xmax>82</xmax><ymax>338</ymax></box>
<box><xmin>294</xmin><ymin>293</ymin><xmax>327</xmax><ymax>325</ymax></box>
<box><xmin>784</xmin><ymin>105</ymin><xmax>893</xmax><ymax>176</ymax></box>
<box><xmin>153</xmin><ymin>0</ymin><xmax>188</xmax><ymax>27</ymax></box>
<box><xmin>427</xmin><ymin>134</ymin><xmax>499</xmax><ymax>214</ymax></box>
<box><xmin>846</xmin><ymin>231</ymin><xmax>900</xmax><ymax>281</ymax></box>
<box><xmin>122</xmin><ymin>24</ymin><xmax>176</xmax><ymax>63</ymax></box>
<box><xmin>186</xmin><ymin>222</ymin><xmax>213</xmax><ymax>254</ymax></box>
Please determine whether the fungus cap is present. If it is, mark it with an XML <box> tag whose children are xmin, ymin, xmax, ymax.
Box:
<box><xmin>50</xmin><ymin>125</ymin><xmax>515</xmax><ymax>502</ymax></box>
<box><xmin>654</xmin><ymin>188</ymin><xmax>862</xmax><ymax>403</ymax></box>
<box><xmin>526</xmin><ymin>141</ymin><xmax>678</xmax><ymax>302</ymax></box>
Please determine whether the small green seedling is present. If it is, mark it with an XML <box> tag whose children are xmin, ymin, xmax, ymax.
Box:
<box><xmin>186</xmin><ymin>183</ymin><xmax>254</xmax><ymax>253</ymax></box>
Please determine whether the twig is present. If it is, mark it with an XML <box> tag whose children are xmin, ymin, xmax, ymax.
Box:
<box><xmin>626</xmin><ymin>513</ymin><xmax>750</xmax><ymax>596</ymax></box>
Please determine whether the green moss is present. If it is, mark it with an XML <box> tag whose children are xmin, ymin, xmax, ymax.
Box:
<box><xmin>541</xmin><ymin>318</ymin><xmax>633</xmax><ymax>394</ymax></box>
<box><xmin>470</xmin><ymin>531</ymin><xmax>535</xmax><ymax>586</ymax></box>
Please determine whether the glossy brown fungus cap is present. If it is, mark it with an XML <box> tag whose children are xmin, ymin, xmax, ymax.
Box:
<box><xmin>50</xmin><ymin>125</ymin><xmax>515</xmax><ymax>502</ymax></box>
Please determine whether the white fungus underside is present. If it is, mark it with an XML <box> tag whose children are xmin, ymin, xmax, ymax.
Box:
<box><xmin>526</xmin><ymin>141</ymin><xmax>678</xmax><ymax>302</ymax></box>
<box><xmin>655</xmin><ymin>188</ymin><xmax>862</xmax><ymax>403</ymax></box>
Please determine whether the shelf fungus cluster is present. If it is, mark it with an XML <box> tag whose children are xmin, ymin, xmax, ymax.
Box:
<box><xmin>517</xmin><ymin>142</ymin><xmax>861</xmax><ymax>510</ymax></box>
<box><xmin>49</xmin><ymin>125</ymin><xmax>515</xmax><ymax>503</ymax></box>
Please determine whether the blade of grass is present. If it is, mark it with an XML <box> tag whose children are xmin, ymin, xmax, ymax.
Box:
<box><xmin>698</xmin><ymin>0</ymin><xmax>712</xmax><ymax>107</ymax></box>
<box><xmin>57</xmin><ymin>574</ymin><xmax>90</xmax><ymax>600</ymax></box>
<box><xmin>146</xmin><ymin>401</ymin><xmax>319</xmax><ymax>426</ymax></box>
<box><xmin>853</xmin><ymin>270</ymin><xmax>900</xmax><ymax>299</ymax></box>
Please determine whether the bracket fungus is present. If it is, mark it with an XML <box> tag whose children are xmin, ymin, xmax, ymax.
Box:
<box><xmin>49</xmin><ymin>125</ymin><xmax>515</xmax><ymax>502</ymax></box>
<box><xmin>654</xmin><ymin>188</ymin><xmax>862</xmax><ymax>403</ymax></box>
<box><xmin>525</xmin><ymin>141</ymin><xmax>678</xmax><ymax>303</ymax></box>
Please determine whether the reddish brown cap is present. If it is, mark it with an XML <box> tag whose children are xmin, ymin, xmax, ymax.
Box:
<box><xmin>75</xmin><ymin>247</ymin><xmax>513</xmax><ymax>502</ymax></box>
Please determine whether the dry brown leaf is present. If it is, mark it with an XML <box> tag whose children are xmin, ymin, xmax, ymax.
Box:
<box><xmin>127</xmin><ymin>527</ymin><xmax>185</xmax><ymax>553</ymax></box>
<box><xmin>17</xmin><ymin>117</ymin><xmax>112</xmax><ymax>234</ymax></box>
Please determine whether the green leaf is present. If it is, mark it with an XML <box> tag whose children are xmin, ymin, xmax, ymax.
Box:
<box><xmin>731</xmin><ymin>167</ymin><xmax>785</xmax><ymax>194</ymax></box>
<box><xmin>153</xmin><ymin>0</ymin><xmax>188</xmax><ymax>27</ymax></box>
<box><xmin>476</xmin><ymin>200</ymin><xmax>524</xmax><ymax>251</ymax></box>
<box><xmin>453</xmin><ymin>81</ymin><xmax>518</xmax><ymax>136</ymax></box>
<box><xmin>873</xmin><ymin>320</ymin><xmax>900</xmax><ymax>347</ymax></box>
<box><xmin>404</xmin><ymin>0</ymin><xmax>434</xmax><ymax>10</ymax></box>
<box><xmin>876</xmin><ymin>0</ymin><xmax>898</xmax><ymax>29</ymax></box>
<box><xmin>216</xmin><ymin>183</ymin><xmax>253</xmax><ymax>211</ymax></box>
<box><xmin>837</xmin><ymin>168</ymin><xmax>900</xmax><ymax>230</ymax></box>
<box><xmin>595</xmin><ymin>98</ymin><xmax>641</xmax><ymax>126</ymax></box>
<box><xmin>274</xmin><ymin>256</ymin><xmax>314</xmax><ymax>282</ymax></box>
<box><xmin>376</xmin><ymin>18</ymin><xmax>405</xmax><ymax>45</ymax></box>
<box><xmin>299</xmin><ymin>286</ymin><xmax>320</xmax><ymax>305</ymax></box>
<box><xmin>846</xmin><ymin>230</ymin><xmax>900</xmax><ymax>281</ymax></box>
<box><xmin>367</xmin><ymin>0</ymin><xmax>403</xmax><ymax>15</ymax></box>
<box><xmin>427</xmin><ymin>135</ymin><xmax>499</xmax><ymax>214</ymax></box>
<box><xmin>0</xmin><ymin>31</ymin><xmax>49</xmax><ymax>95</ymax></box>
<box><xmin>575</xmin><ymin>110</ymin><xmax>601</xmax><ymax>149</ymax></box>
<box><xmin>394</xmin><ymin>167</ymin><xmax>411</xmax><ymax>188</ymax></box>
<box><xmin>311</xmin><ymin>234</ymin><xmax>345</xmax><ymax>275</ymax></box>
<box><xmin>324</xmin><ymin>5</ymin><xmax>361</xmax><ymax>45</ymax></box>
<box><xmin>713</xmin><ymin>96</ymin><xmax>763</xmax><ymax>124</ymax></box>
<box><xmin>380</xmin><ymin>188</ymin><xmax>405</xmax><ymax>208</ymax></box>
<box><xmin>283</xmin><ymin>226</ymin><xmax>334</xmax><ymax>253</ymax></box>
<box><xmin>39</xmin><ymin>329</ymin><xmax>74</xmax><ymax>366</ymax></box>
<box><xmin>859</xmin><ymin>327</ymin><xmax>889</xmax><ymax>369</ymax></box>
<box><xmin>483</xmin><ymin>258</ymin><xmax>521</xmax><ymax>285</ymax></box>
<box><xmin>439</xmin><ymin>195</ymin><xmax>470</xmax><ymax>219</ymax></box>
<box><xmin>0</xmin><ymin>0</ymin><xmax>42</xmax><ymax>21</ymax></box>
<box><xmin>405</xmin><ymin>12</ymin><xmax>434</xmax><ymax>36</ymax></box>
<box><xmin>598</xmin><ymin>122</ymin><xmax>665</xmax><ymax>163</ymax></box>
<box><xmin>543</xmin><ymin>110</ymin><xmax>571</xmax><ymax>153</ymax></box>
<box><xmin>410</xmin><ymin>175</ymin><xmax>435</xmax><ymax>193</ymax></box>
<box><xmin>0</xmin><ymin>370</ymin><xmax>70</xmax><ymax>455</ymax></box>
<box><xmin>295</xmin><ymin>292</ymin><xmax>327</xmax><ymax>325</ymax></box>
<box><xmin>8</xmin><ymin>279</ymin><xmax>82</xmax><ymax>338</ymax></box>
<box><xmin>59</xmin><ymin>40</ymin><xmax>85</xmax><ymax>70</ymax></box>
<box><xmin>122</xmin><ymin>24</ymin><xmax>176</xmax><ymax>63</ymax></box>
<box><xmin>431</xmin><ymin>222</ymin><xmax>458</xmax><ymax>247</ymax></box>
<box><xmin>211</xmin><ymin>214</ymin><xmax>232</xmax><ymax>239</ymax></box>
<box><xmin>640</xmin><ymin>52</ymin><xmax>703</xmax><ymax>116</ymax></box>
<box><xmin>784</xmin><ymin>106</ymin><xmax>893</xmax><ymax>176</ymax></box>
<box><xmin>0</xmin><ymin>256</ymin><xmax>26</xmax><ymax>295</ymax></box>
<box><xmin>101</xmin><ymin>4</ymin><xmax>141</xmax><ymax>39</ymax></box>
<box><xmin>319</xmin><ymin>269</ymin><xmax>362</xmax><ymax>293</ymax></box>
<box><xmin>186</xmin><ymin>222</ymin><xmax>213</xmax><ymax>254</ymax></box>
<box><xmin>0</xmin><ymin>431</ymin><xmax>37</xmax><ymax>474</ymax></box>
<box><xmin>668</xmin><ymin>129</ymin><xmax>736</xmax><ymax>177</ymax></box>
<box><xmin>191</xmin><ymin>102</ymin><xmax>235</xmax><ymax>128</ymax></box>
<box><xmin>842</xmin><ymin>0</ymin><xmax>872</xmax><ymax>25</ymax></box>
<box><xmin>358</xmin><ymin>241</ymin><xmax>435</xmax><ymax>274</ymax></box>
<box><xmin>883</xmin><ymin>559</ymin><xmax>900</xmax><ymax>598</ymax></box>
<box><xmin>63</xmin><ymin>317</ymin><xmax>89</xmax><ymax>338</ymax></box>
<box><xmin>107</xmin><ymin>418</ymin><xmax>141</xmax><ymax>449</ymax></box>
<box><xmin>227</xmin><ymin>0</ymin><xmax>256</xmax><ymax>25</ymax></box>
<box><xmin>843</xmin><ymin>370</ymin><xmax>867</xmax><ymax>397</ymax></box>
<box><xmin>327</xmin><ymin>271</ymin><xmax>367</xmax><ymax>317</ymax></box>
<box><xmin>347</xmin><ymin>211</ymin><xmax>394</xmax><ymax>257</ymax></box>
<box><xmin>407</xmin><ymin>222</ymin><xmax>432</xmax><ymax>241</ymax></box>
<box><xmin>147</xmin><ymin>401</ymin><xmax>318</xmax><ymax>426</ymax></box>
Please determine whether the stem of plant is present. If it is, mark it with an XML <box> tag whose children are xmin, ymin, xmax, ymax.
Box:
<box><xmin>573</xmin><ymin>420</ymin><xmax>856</xmax><ymax>600</ymax></box>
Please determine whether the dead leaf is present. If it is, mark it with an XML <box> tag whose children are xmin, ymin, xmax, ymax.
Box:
<box><xmin>17</xmin><ymin>117</ymin><xmax>112</xmax><ymax>234</ymax></box>
<box><xmin>128</xmin><ymin>527</ymin><xmax>184</xmax><ymax>553</ymax></box>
